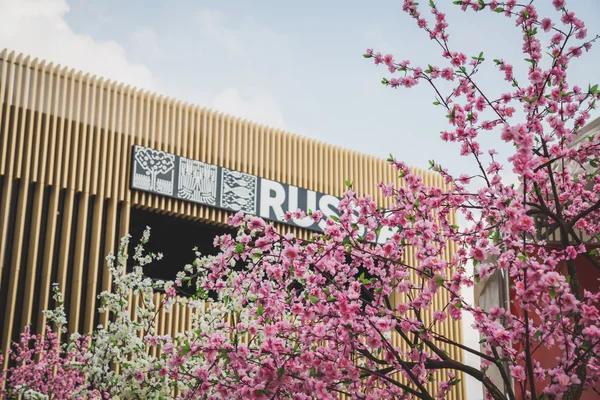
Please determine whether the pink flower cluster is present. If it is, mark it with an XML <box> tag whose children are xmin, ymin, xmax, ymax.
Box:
<box><xmin>363</xmin><ymin>0</ymin><xmax>600</xmax><ymax>398</ymax></box>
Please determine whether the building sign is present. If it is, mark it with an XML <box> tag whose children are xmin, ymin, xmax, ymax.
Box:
<box><xmin>130</xmin><ymin>145</ymin><xmax>399</xmax><ymax>243</ymax></box>
<box><xmin>131</xmin><ymin>145</ymin><xmax>342</xmax><ymax>233</ymax></box>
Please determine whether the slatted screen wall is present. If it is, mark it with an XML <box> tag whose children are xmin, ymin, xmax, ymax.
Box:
<box><xmin>0</xmin><ymin>50</ymin><xmax>465</xmax><ymax>399</ymax></box>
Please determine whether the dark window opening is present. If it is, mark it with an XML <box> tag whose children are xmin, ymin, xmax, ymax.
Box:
<box><xmin>128</xmin><ymin>207</ymin><xmax>234</xmax><ymax>296</ymax></box>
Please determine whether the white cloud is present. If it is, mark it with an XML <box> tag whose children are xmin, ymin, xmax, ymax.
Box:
<box><xmin>0</xmin><ymin>0</ymin><xmax>159</xmax><ymax>92</ymax></box>
<box><xmin>212</xmin><ymin>88</ymin><xmax>286</xmax><ymax>130</ymax></box>
<box><xmin>129</xmin><ymin>27</ymin><xmax>163</xmax><ymax>60</ymax></box>
<box><xmin>191</xmin><ymin>9</ymin><xmax>291</xmax><ymax>131</ymax></box>
<box><xmin>195</xmin><ymin>8</ymin><xmax>291</xmax><ymax>60</ymax></box>
<box><xmin>196</xmin><ymin>9</ymin><xmax>243</xmax><ymax>56</ymax></box>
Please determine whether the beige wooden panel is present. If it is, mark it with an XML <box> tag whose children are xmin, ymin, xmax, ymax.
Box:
<box><xmin>0</xmin><ymin>50</ymin><xmax>464</xmax><ymax>398</ymax></box>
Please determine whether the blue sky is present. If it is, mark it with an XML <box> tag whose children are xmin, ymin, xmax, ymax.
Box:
<box><xmin>3</xmin><ymin>0</ymin><xmax>599</xmax><ymax>179</ymax></box>
<box><xmin>2</xmin><ymin>1</ymin><xmax>600</xmax><ymax>398</ymax></box>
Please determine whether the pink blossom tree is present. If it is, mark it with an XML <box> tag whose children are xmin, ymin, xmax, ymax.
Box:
<box><xmin>3</xmin><ymin>1</ymin><xmax>600</xmax><ymax>399</ymax></box>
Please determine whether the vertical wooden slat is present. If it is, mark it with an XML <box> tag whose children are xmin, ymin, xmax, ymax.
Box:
<box><xmin>14</xmin><ymin>56</ymin><xmax>32</xmax><ymax>180</ymax></box>
<box><xmin>57</xmin><ymin>69</ymin><xmax>83</xmax><ymax>294</ymax></box>
<box><xmin>76</xmin><ymin>74</ymin><xmax>93</xmax><ymax>192</ymax></box>
<box><xmin>105</xmin><ymin>83</ymin><xmax>120</xmax><ymax>199</ymax></box>
<box><xmin>0</xmin><ymin>52</ymin><xmax>16</xmax><ymax>292</ymax></box>
<box><xmin>64</xmin><ymin>71</ymin><xmax>83</xmax><ymax>189</ymax></box>
<box><xmin>30</xmin><ymin>60</ymin><xmax>46</xmax><ymax>183</ymax></box>
<box><xmin>18</xmin><ymin>59</ymin><xmax>43</xmax><ymax>328</ymax></box>
<box><xmin>37</xmin><ymin>62</ymin><xmax>53</xmax><ymax>184</ymax></box>
<box><xmin>68</xmin><ymin>192</ymin><xmax>89</xmax><ymax>333</ymax></box>
<box><xmin>84</xmin><ymin>196</ymin><xmax>104</xmax><ymax>333</ymax></box>
<box><xmin>21</xmin><ymin>183</ymin><xmax>44</xmax><ymax>328</ymax></box>
<box><xmin>1</xmin><ymin>56</ymin><xmax>32</xmax><ymax>359</ymax></box>
<box><xmin>0</xmin><ymin>49</ymin><xmax>9</xmax><ymax>175</ymax></box>
<box><xmin>37</xmin><ymin>184</ymin><xmax>61</xmax><ymax>332</ymax></box>
<box><xmin>47</xmin><ymin>66</ymin><xmax>66</xmax><ymax>186</ymax></box>
<box><xmin>90</xmin><ymin>79</ymin><xmax>105</xmax><ymax>195</ymax></box>
<box><xmin>1</xmin><ymin>179</ymin><xmax>31</xmax><ymax>359</ymax></box>
<box><xmin>99</xmin><ymin>197</ymin><xmax>118</xmax><ymax>330</ymax></box>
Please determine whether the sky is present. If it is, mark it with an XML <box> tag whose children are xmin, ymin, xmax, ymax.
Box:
<box><xmin>2</xmin><ymin>0</ymin><xmax>600</xmax><ymax>398</ymax></box>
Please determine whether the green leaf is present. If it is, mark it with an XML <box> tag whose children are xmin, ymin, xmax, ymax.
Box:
<box><xmin>434</xmin><ymin>276</ymin><xmax>445</xmax><ymax>287</ymax></box>
<box><xmin>453</xmin><ymin>0</ymin><xmax>463</xmax><ymax>4</ymax></box>
<box><xmin>344</xmin><ymin>180</ymin><xmax>353</xmax><ymax>188</ymax></box>
<box><xmin>256</xmin><ymin>303</ymin><xmax>264</xmax><ymax>317</ymax></box>
<box><xmin>277</xmin><ymin>367</ymin><xmax>285</xmax><ymax>378</ymax></box>
<box><xmin>450</xmin><ymin>224</ymin><xmax>460</xmax><ymax>230</ymax></box>
<box><xmin>429</xmin><ymin>0</ymin><xmax>435</xmax><ymax>8</ymax></box>
<box><xmin>478</xmin><ymin>0</ymin><xmax>485</xmax><ymax>9</ymax></box>
<box><xmin>181</xmin><ymin>342</ymin><xmax>191</xmax><ymax>355</ymax></box>
<box><xmin>472</xmin><ymin>52</ymin><xmax>485</xmax><ymax>62</ymax></box>
<box><xmin>359</xmin><ymin>272</ymin><xmax>371</xmax><ymax>285</ymax></box>
<box><xmin>549</xmin><ymin>289</ymin><xmax>557</xmax><ymax>299</ymax></box>
<box><xmin>308</xmin><ymin>295</ymin><xmax>319</xmax><ymax>304</ymax></box>
<box><xmin>234</xmin><ymin>243</ymin><xmax>244</xmax><ymax>253</ymax></box>
<box><xmin>479</xmin><ymin>338</ymin><xmax>487</xmax><ymax>344</ymax></box>
<box><xmin>526</xmin><ymin>28</ymin><xmax>538</xmax><ymax>37</ymax></box>
<box><xmin>330</xmin><ymin>214</ymin><xmax>340</xmax><ymax>223</ymax></box>
<box><xmin>450</xmin><ymin>378</ymin><xmax>462</xmax><ymax>386</ymax></box>
<box><xmin>590</xmin><ymin>248</ymin><xmax>599</xmax><ymax>256</ymax></box>
<box><xmin>414</xmin><ymin>197</ymin><xmax>421</xmax><ymax>207</ymax></box>
<box><xmin>375</xmin><ymin>287</ymin><xmax>383</xmax><ymax>294</ymax></box>
<box><xmin>220</xmin><ymin>349</ymin><xmax>231</xmax><ymax>366</ymax></box>
<box><xmin>494</xmin><ymin>7</ymin><xmax>504</xmax><ymax>12</ymax></box>
<box><xmin>381</xmin><ymin>77</ymin><xmax>389</xmax><ymax>85</ymax></box>
<box><xmin>387</xmin><ymin>153</ymin><xmax>394</xmax><ymax>162</ymax></box>
<box><xmin>590</xmin><ymin>84</ymin><xmax>599</xmax><ymax>94</ymax></box>
<box><xmin>493</xmin><ymin>230</ymin><xmax>500</xmax><ymax>244</ymax></box>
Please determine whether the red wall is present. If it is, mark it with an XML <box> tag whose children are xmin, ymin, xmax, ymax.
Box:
<box><xmin>509</xmin><ymin>247</ymin><xmax>600</xmax><ymax>399</ymax></box>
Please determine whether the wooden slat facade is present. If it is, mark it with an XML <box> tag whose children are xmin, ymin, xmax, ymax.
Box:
<box><xmin>0</xmin><ymin>49</ymin><xmax>464</xmax><ymax>398</ymax></box>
